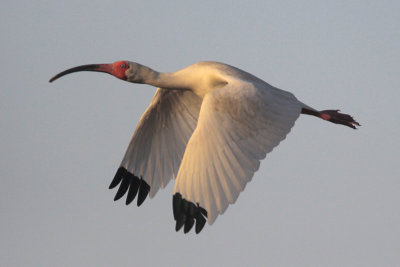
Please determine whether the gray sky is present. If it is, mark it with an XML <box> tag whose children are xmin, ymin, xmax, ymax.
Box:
<box><xmin>2</xmin><ymin>1</ymin><xmax>399</xmax><ymax>266</ymax></box>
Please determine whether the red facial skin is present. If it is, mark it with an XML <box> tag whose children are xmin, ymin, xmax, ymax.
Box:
<box><xmin>110</xmin><ymin>61</ymin><xmax>129</xmax><ymax>80</ymax></box>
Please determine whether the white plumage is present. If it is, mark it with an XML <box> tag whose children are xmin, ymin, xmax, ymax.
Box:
<box><xmin>173</xmin><ymin>74</ymin><xmax>301</xmax><ymax>223</ymax></box>
<box><xmin>50</xmin><ymin>60</ymin><xmax>359</xmax><ymax>233</ymax></box>
<box><xmin>121</xmin><ymin>89</ymin><xmax>202</xmax><ymax>198</ymax></box>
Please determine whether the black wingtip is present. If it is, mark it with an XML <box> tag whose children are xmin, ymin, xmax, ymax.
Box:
<box><xmin>125</xmin><ymin>173</ymin><xmax>140</xmax><ymax>205</ymax></box>
<box><xmin>109</xmin><ymin>167</ymin><xmax>150</xmax><ymax>206</ymax></box>
<box><xmin>184</xmin><ymin>217</ymin><xmax>195</xmax><ymax>233</ymax></box>
<box><xmin>113</xmin><ymin>175</ymin><xmax>130</xmax><ymax>201</ymax></box>
<box><xmin>195</xmin><ymin>215</ymin><xmax>206</xmax><ymax>234</ymax></box>
<box><xmin>137</xmin><ymin>180</ymin><xmax>150</xmax><ymax>207</ymax></box>
<box><xmin>173</xmin><ymin>193</ymin><xmax>208</xmax><ymax>234</ymax></box>
<box><xmin>175</xmin><ymin>214</ymin><xmax>186</xmax><ymax>232</ymax></box>
<box><xmin>109</xmin><ymin>167</ymin><xmax>127</xmax><ymax>189</ymax></box>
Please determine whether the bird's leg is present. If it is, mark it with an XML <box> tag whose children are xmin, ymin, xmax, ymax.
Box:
<box><xmin>301</xmin><ymin>108</ymin><xmax>360</xmax><ymax>129</ymax></box>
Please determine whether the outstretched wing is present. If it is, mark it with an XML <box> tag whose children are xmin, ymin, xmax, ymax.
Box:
<box><xmin>109</xmin><ymin>88</ymin><xmax>202</xmax><ymax>206</ymax></box>
<box><xmin>173</xmin><ymin>81</ymin><xmax>302</xmax><ymax>233</ymax></box>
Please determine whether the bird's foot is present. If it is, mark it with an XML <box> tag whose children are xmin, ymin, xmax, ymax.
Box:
<box><xmin>319</xmin><ymin>110</ymin><xmax>360</xmax><ymax>129</ymax></box>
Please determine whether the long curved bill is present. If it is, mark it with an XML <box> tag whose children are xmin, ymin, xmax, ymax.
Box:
<box><xmin>49</xmin><ymin>63</ymin><xmax>112</xmax><ymax>83</ymax></box>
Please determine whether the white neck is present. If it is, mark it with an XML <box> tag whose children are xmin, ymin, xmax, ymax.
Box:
<box><xmin>148</xmin><ymin>72</ymin><xmax>192</xmax><ymax>90</ymax></box>
<box><xmin>128</xmin><ymin>63</ymin><xmax>192</xmax><ymax>90</ymax></box>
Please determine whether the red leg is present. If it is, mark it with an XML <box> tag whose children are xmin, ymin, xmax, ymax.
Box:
<box><xmin>301</xmin><ymin>108</ymin><xmax>360</xmax><ymax>129</ymax></box>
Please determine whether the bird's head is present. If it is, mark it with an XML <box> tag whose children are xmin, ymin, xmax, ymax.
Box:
<box><xmin>49</xmin><ymin>60</ymin><xmax>132</xmax><ymax>83</ymax></box>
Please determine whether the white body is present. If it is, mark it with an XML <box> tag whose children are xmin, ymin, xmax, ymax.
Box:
<box><xmin>121</xmin><ymin>62</ymin><xmax>305</xmax><ymax>224</ymax></box>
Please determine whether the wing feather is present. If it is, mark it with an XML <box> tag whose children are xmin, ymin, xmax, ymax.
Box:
<box><xmin>173</xmin><ymin>81</ymin><xmax>302</xmax><ymax>225</ymax></box>
<box><xmin>113</xmin><ymin>88</ymin><xmax>202</xmax><ymax>203</ymax></box>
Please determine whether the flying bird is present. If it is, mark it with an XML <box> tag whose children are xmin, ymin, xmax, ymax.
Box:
<box><xmin>50</xmin><ymin>60</ymin><xmax>359</xmax><ymax>234</ymax></box>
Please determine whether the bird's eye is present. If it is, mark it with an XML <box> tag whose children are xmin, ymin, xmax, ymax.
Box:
<box><xmin>121</xmin><ymin>64</ymin><xmax>126</xmax><ymax>69</ymax></box>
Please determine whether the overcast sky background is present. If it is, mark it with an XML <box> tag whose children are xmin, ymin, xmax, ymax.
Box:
<box><xmin>1</xmin><ymin>1</ymin><xmax>399</xmax><ymax>266</ymax></box>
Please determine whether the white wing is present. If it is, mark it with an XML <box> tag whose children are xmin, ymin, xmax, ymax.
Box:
<box><xmin>109</xmin><ymin>88</ymin><xmax>202</xmax><ymax>206</ymax></box>
<box><xmin>173</xmin><ymin>80</ymin><xmax>302</xmax><ymax>233</ymax></box>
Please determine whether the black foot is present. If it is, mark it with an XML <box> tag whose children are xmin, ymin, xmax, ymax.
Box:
<box><xmin>173</xmin><ymin>193</ymin><xmax>208</xmax><ymax>234</ymax></box>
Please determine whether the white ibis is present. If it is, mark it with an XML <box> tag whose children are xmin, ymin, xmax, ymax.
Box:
<box><xmin>49</xmin><ymin>60</ymin><xmax>359</xmax><ymax>234</ymax></box>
